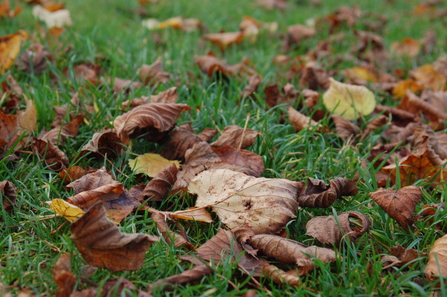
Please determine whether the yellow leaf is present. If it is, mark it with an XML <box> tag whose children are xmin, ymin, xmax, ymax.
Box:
<box><xmin>0</xmin><ymin>30</ymin><xmax>27</xmax><ymax>74</ymax></box>
<box><xmin>411</xmin><ymin>64</ymin><xmax>446</xmax><ymax>92</ymax></box>
<box><xmin>323</xmin><ymin>77</ymin><xmax>376</xmax><ymax>120</ymax></box>
<box><xmin>129</xmin><ymin>153</ymin><xmax>179</xmax><ymax>177</ymax></box>
<box><xmin>46</xmin><ymin>199</ymin><xmax>84</xmax><ymax>222</ymax></box>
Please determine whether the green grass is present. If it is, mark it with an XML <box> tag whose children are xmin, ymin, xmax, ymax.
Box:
<box><xmin>1</xmin><ymin>0</ymin><xmax>447</xmax><ymax>295</ymax></box>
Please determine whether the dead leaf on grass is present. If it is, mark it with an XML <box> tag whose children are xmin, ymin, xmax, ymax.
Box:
<box><xmin>0</xmin><ymin>180</ymin><xmax>16</xmax><ymax>211</ymax></box>
<box><xmin>143</xmin><ymin>163</ymin><xmax>178</xmax><ymax>201</ymax></box>
<box><xmin>424</xmin><ymin>234</ymin><xmax>447</xmax><ymax>283</ymax></box>
<box><xmin>80</xmin><ymin>131</ymin><xmax>124</xmax><ymax>159</ymax></box>
<box><xmin>31</xmin><ymin>137</ymin><xmax>69</xmax><ymax>172</ymax></box>
<box><xmin>53</xmin><ymin>254</ymin><xmax>76</xmax><ymax>297</ymax></box>
<box><xmin>129</xmin><ymin>153</ymin><xmax>179</xmax><ymax>177</ymax></box>
<box><xmin>151</xmin><ymin>209</ymin><xmax>193</xmax><ymax>249</ymax></box>
<box><xmin>70</xmin><ymin>202</ymin><xmax>160</xmax><ymax>272</ymax></box>
<box><xmin>139</xmin><ymin>57</ymin><xmax>170</xmax><ymax>85</ymax></box>
<box><xmin>211</xmin><ymin>125</ymin><xmax>261</xmax><ymax>149</ymax></box>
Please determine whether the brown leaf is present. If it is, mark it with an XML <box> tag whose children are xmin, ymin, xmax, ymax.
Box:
<box><xmin>194</xmin><ymin>54</ymin><xmax>256</xmax><ymax>79</ymax></box>
<box><xmin>52</xmin><ymin>254</ymin><xmax>75</xmax><ymax>297</ymax></box>
<box><xmin>0</xmin><ymin>111</ymin><xmax>23</xmax><ymax>152</ymax></box>
<box><xmin>16</xmin><ymin>43</ymin><xmax>49</xmax><ymax>74</ymax></box>
<box><xmin>212</xmin><ymin>145</ymin><xmax>264</xmax><ymax>177</ymax></box>
<box><xmin>149</xmin><ymin>265</ymin><xmax>213</xmax><ymax>291</ymax></box>
<box><xmin>112</xmin><ymin>77</ymin><xmax>143</xmax><ymax>93</ymax></box>
<box><xmin>264</xmin><ymin>83</ymin><xmax>299</xmax><ymax>108</ymax></box>
<box><xmin>51</xmin><ymin>93</ymin><xmax>92</xmax><ymax>128</ymax></box>
<box><xmin>139</xmin><ymin>57</ymin><xmax>170</xmax><ymax>85</ymax></box>
<box><xmin>261</xmin><ymin>264</ymin><xmax>300</xmax><ymax>287</ymax></box>
<box><xmin>151</xmin><ymin>87</ymin><xmax>178</xmax><ymax>104</ymax></box>
<box><xmin>332</xmin><ymin>115</ymin><xmax>359</xmax><ymax>142</ymax></box>
<box><xmin>361</xmin><ymin>115</ymin><xmax>388</xmax><ymax>139</ymax></box>
<box><xmin>255</xmin><ymin>0</ymin><xmax>287</xmax><ymax>11</ymax></box>
<box><xmin>211</xmin><ymin>125</ymin><xmax>261</xmax><ymax>149</ymax></box>
<box><xmin>17</xmin><ymin>98</ymin><xmax>37</xmax><ymax>133</ymax></box>
<box><xmin>390</xmin><ymin>245</ymin><xmax>423</xmax><ymax>267</ymax></box>
<box><xmin>390</xmin><ymin>38</ymin><xmax>420</xmax><ymax>58</ymax></box>
<box><xmin>148</xmin><ymin>207</ymin><xmax>213</xmax><ymax>223</ymax></box>
<box><xmin>0</xmin><ymin>0</ymin><xmax>22</xmax><ymax>18</ymax></box>
<box><xmin>306</xmin><ymin>211</ymin><xmax>371</xmax><ymax>245</ymax></box>
<box><xmin>0</xmin><ymin>30</ymin><xmax>27</xmax><ymax>74</ymax></box>
<box><xmin>242</xmin><ymin>74</ymin><xmax>262</xmax><ymax>98</ymax></box>
<box><xmin>70</xmin><ymin>202</ymin><xmax>160</xmax><ymax>272</ymax></box>
<box><xmin>151</xmin><ymin>210</ymin><xmax>193</xmax><ymax>249</ymax></box>
<box><xmin>299</xmin><ymin>62</ymin><xmax>330</xmax><ymax>91</ymax></box>
<box><xmin>284</xmin><ymin>24</ymin><xmax>315</xmax><ymax>50</ymax></box>
<box><xmin>41</xmin><ymin>114</ymin><xmax>84</xmax><ymax>145</ymax></box>
<box><xmin>80</xmin><ymin>131</ymin><xmax>124</xmax><ymax>159</ymax></box>
<box><xmin>0</xmin><ymin>180</ymin><xmax>16</xmax><ymax>211</ymax></box>
<box><xmin>411</xmin><ymin>64</ymin><xmax>446</xmax><ymax>91</ymax></box>
<box><xmin>189</xmin><ymin>169</ymin><xmax>303</xmax><ymax>234</ymax></box>
<box><xmin>424</xmin><ymin>234</ymin><xmax>447</xmax><ymax>282</ymax></box>
<box><xmin>160</xmin><ymin>124</ymin><xmax>217</xmax><ymax>161</ymax></box>
<box><xmin>369</xmin><ymin>186</ymin><xmax>422</xmax><ymax>232</ymax></box>
<box><xmin>58</xmin><ymin>166</ymin><xmax>95</xmax><ymax>183</ymax></box>
<box><xmin>113</xmin><ymin>103</ymin><xmax>191</xmax><ymax>144</ymax></box>
<box><xmin>31</xmin><ymin>137</ymin><xmax>69</xmax><ymax>172</ymax></box>
<box><xmin>202</xmin><ymin>32</ymin><xmax>244</xmax><ymax>51</ymax></box>
<box><xmin>288</xmin><ymin>106</ymin><xmax>319</xmax><ymax>132</ymax></box>
<box><xmin>298</xmin><ymin>177</ymin><xmax>358</xmax><ymax>208</ymax></box>
<box><xmin>143</xmin><ymin>164</ymin><xmax>178</xmax><ymax>201</ymax></box>
<box><xmin>249</xmin><ymin>234</ymin><xmax>336</xmax><ymax>275</ymax></box>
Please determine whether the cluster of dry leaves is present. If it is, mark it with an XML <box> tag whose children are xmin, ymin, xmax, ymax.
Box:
<box><xmin>1</xmin><ymin>0</ymin><xmax>447</xmax><ymax>295</ymax></box>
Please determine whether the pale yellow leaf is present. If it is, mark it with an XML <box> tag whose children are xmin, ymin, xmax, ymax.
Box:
<box><xmin>129</xmin><ymin>153</ymin><xmax>179</xmax><ymax>177</ymax></box>
<box><xmin>46</xmin><ymin>199</ymin><xmax>84</xmax><ymax>222</ymax></box>
<box><xmin>17</xmin><ymin>99</ymin><xmax>37</xmax><ymax>133</ymax></box>
<box><xmin>323</xmin><ymin>77</ymin><xmax>376</xmax><ymax>120</ymax></box>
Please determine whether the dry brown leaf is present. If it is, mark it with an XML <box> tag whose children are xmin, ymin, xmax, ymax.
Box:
<box><xmin>189</xmin><ymin>169</ymin><xmax>304</xmax><ymax>234</ymax></box>
<box><xmin>113</xmin><ymin>102</ymin><xmax>191</xmax><ymax>144</ymax></box>
<box><xmin>161</xmin><ymin>124</ymin><xmax>217</xmax><ymax>161</ymax></box>
<box><xmin>0</xmin><ymin>30</ymin><xmax>27</xmax><ymax>74</ymax></box>
<box><xmin>0</xmin><ymin>0</ymin><xmax>22</xmax><ymax>18</ymax></box>
<box><xmin>389</xmin><ymin>245</ymin><xmax>423</xmax><ymax>267</ymax></box>
<box><xmin>261</xmin><ymin>264</ymin><xmax>300</xmax><ymax>286</ymax></box>
<box><xmin>421</xmin><ymin>30</ymin><xmax>437</xmax><ymax>54</ymax></box>
<box><xmin>249</xmin><ymin>234</ymin><xmax>336</xmax><ymax>275</ymax></box>
<box><xmin>148</xmin><ymin>207</ymin><xmax>213</xmax><ymax>223</ymax></box>
<box><xmin>151</xmin><ymin>210</ymin><xmax>193</xmax><ymax>250</ymax></box>
<box><xmin>139</xmin><ymin>57</ymin><xmax>170</xmax><ymax>85</ymax></box>
<box><xmin>51</xmin><ymin>93</ymin><xmax>92</xmax><ymax>128</ymax></box>
<box><xmin>194</xmin><ymin>54</ymin><xmax>256</xmax><ymax>79</ymax></box>
<box><xmin>332</xmin><ymin>115</ymin><xmax>360</xmax><ymax>142</ymax></box>
<box><xmin>212</xmin><ymin>145</ymin><xmax>264</xmax><ymax>177</ymax></box>
<box><xmin>211</xmin><ymin>125</ymin><xmax>261</xmax><ymax>149</ymax></box>
<box><xmin>31</xmin><ymin>137</ymin><xmax>69</xmax><ymax>172</ymax></box>
<box><xmin>298</xmin><ymin>177</ymin><xmax>358</xmax><ymax>208</ymax></box>
<box><xmin>112</xmin><ymin>77</ymin><xmax>143</xmax><ymax>93</ymax></box>
<box><xmin>58</xmin><ymin>166</ymin><xmax>95</xmax><ymax>184</ymax></box>
<box><xmin>151</xmin><ymin>87</ymin><xmax>178</xmax><ymax>104</ymax></box>
<box><xmin>242</xmin><ymin>74</ymin><xmax>262</xmax><ymax>98</ymax></box>
<box><xmin>390</xmin><ymin>38</ymin><xmax>420</xmax><ymax>58</ymax></box>
<box><xmin>143</xmin><ymin>164</ymin><xmax>178</xmax><ymax>201</ymax></box>
<box><xmin>255</xmin><ymin>0</ymin><xmax>287</xmax><ymax>11</ymax></box>
<box><xmin>0</xmin><ymin>180</ymin><xmax>16</xmax><ymax>212</ymax></box>
<box><xmin>411</xmin><ymin>64</ymin><xmax>446</xmax><ymax>91</ymax></box>
<box><xmin>16</xmin><ymin>43</ymin><xmax>49</xmax><ymax>74</ymax></box>
<box><xmin>361</xmin><ymin>115</ymin><xmax>388</xmax><ymax>139</ymax></box>
<box><xmin>288</xmin><ymin>106</ymin><xmax>319</xmax><ymax>132</ymax></box>
<box><xmin>0</xmin><ymin>111</ymin><xmax>23</xmax><ymax>152</ymax></box>
<box><xmin>369</xmin><ymin>186</ymin><xmax>422</xmax><ymax>232</ymax></box>
<box><xmin>42</xmin><ymin>114</ymin><xmax>84</xmax><ymax>145</ymax></box>
<box><xmin>424</xmin><ymin>234</ymin><xmax>447</xmax><ymax>283</ymax></box>
<box><xmin>149</xmin><ymin>265</ymin><xmax>213</xmax><ymax>291</ymax></box>
<box><xmin>264</xmin><ymin>83</ymin><xmax>299</xmax><ymax>108</ymax></box>
<box><xmin>306</xmin><ymin>211</ymin><xmax>371</xmax><ymax>245</ymax></box>
<box><xmin>203</xmin><ymin>32</ymin><xmax>244</xmax><ymax>51</ymax></box>
<box><xmin>17</xmin><ymin>99</ymin><xmax>37</xmax><ymax>133</ymax></box>
<box><xmin>284</xmin><ymin>24</ymin><xmax>315</xmax><ymax>50</ymax></box>
<box><xmin>53</xmin><ymin>254</ymin><xmax>76</xmax><ymax>297</ymax></box>
<box><xmin>70</xmin><ymin>202</ymin><xmax>160</xmax><ymax>272</ymax></box>
<box><xmin>299</xmin><ymin>62</ymin><xmax>330</xmax><ymax>91</ymax></box>
<box><xmin>80</xmin><ymin>131</ymin><xmax>124</xmax><ymax>159</ymax></box>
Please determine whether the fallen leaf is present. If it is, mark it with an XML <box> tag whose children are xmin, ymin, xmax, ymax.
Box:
<box><xmin>411</xmin><ymin>64</ymin><xmax>446</xmax><ymax>91</ymax></box>
<box><xmin>284</xmin><ymin>24</ymin><xmax>315</xmax><ymax>50</ymax></box>
<box><xmin>0</xmin><ymin>30</ymin><xmax>27</xmax><ymax>74</ymax></box>
<box><xmin>113</xmin><ymin>103</ymin><xmax>191</xmax><ymax>144</ymax></box>
<box><xmin>112</xmin><ymin>77</ymin><xmax>143</xmax><ymax>93</ymax></box>
<box><xmin>31</xmin><ymin>137</ymin><xmax>69</xmax><ymax>172</ymax></box>
<box><xmin>255</xmin><ymin>0</ymin><xmax>287</xmax><ymax>11</ymax></box>
<box><xmin>80</xmin><ymin>131</ymin><xmax>124</xmax><ymax>159</ymax></box>
<box><xmin>52</xmin><ymin>254</ymin><xmax>76</xmax><ymax>297</ymax></box>
<box><xmin>369</xmin><ymin>186</ymin><xmax>422</xmax><ymax>232</ymax></box>
<box><xmin>212</xmin><ymin>145</ymin><xmax>264</xmax><ymax>177</ymax></box>
<box><xmin>17</xmin><ymin>99</ymin><xmax>37</xmax><ymax>133</ymax></box>
<box><xmin>261</xmin><ymin>264</ymin><xmax>300</xmax><ymax>286</ymax></box>
<box><xmin>343</xmin><ymin>67</ymin><xmax>378</xmax><ymax>84</ymax></box>
<box><xmin>0</xmin><ymin>180</ymin><xmax>16</xmax><ymax>211</ymax></box>
<box><xmin>129</xmin><ymin>153</ymin><xmax>179</xmax><ymax>178</ymax></box>
<box><xmin>392</xmin><ymin>79</ymin><xmax>424</xmax><ymax>98</ymax></box>
<box><xmin>151</xmin><ymin>210</ymin><xmax>194</xmax><ymax>249</ymax></box>
<box><xmin>242</xmin><ymin>74</ymin><xmax>262</xmax><ymax>98</ymax></box>
<box><xmin>143</xmin><ymin>163</ymin><xmax>178</xmax><ymax>201</ymax></box>
<box><xmin>194</xmin><ymin>54</ymin><xmax>256</xmax><ymax>79</ymax></box>
<box><xmin>298</xmin><ymin>177</ymin><xmax>358</xmax><ymax>208</ymax></box>
<box><xmin>58</xmin><ymin>166</ymin><xmax>95</xmax><ymax>183</ymax></box>
<box><xmin>248</xmin><ymin>234</ymin><xmax>336</xmax><ymax>275</ymax></box>
<box><xmin>361</xmin><ymin>115</ymin><xmax>388</xmax><ymax>139</ymax></box>
<box><xmin>189</xmin><ymin>169</ymin><xmax>304</xmax><ymax>234</ymax></box>
<box><xmin>306</xmin><ymin>211</ymin><xmax>371</xmax><ymax>245</ymax></box>
<box><xmin>211</xmin><ymin>125</ymin><xmax>261</xmax><ymax>149</ymax></box>
<box><xmin>424</xmin><ymin>234</ymin><xmax>447</xmax><ymax>283</ymax></box>
<box><xmin>332</xmin><ymin>115</ymin><xmax>360</xmax><ymax>142</ymax></box>
<box><xmin>0</xmin><ymin>0</ymin><xmax>22</xmax><ymax>18</ymax></box>
<box><xmin>16</xmin><ymin>43</ymin><xmax>50</xmax><ymax>74</ymax></box>
<box><xmin>390</xmin><ymin>38</ymin><xmax>421</xmax><ymax>58</ymax></box>
<box><xmin>288</xmin><ymin>106</ymin><xmax>319</xmax><ymax>132</ymax></box>
<box><xmin>149</xmin><ymin>264</ymin><xmax>213</xmax><ymax>291</ymax></box>
<box><xmin>32</xmin><ymin>5</ymin><xmax>72</xmax><ymax>27</ymax></box>
<box><xmin>47</xmin><ymin>199</ymin><xmax>85</xmax><ymax>222</ymax></box>
<box><xmin>70</xmin><ymin>202</ymin><xmax>160</xmax><ymax>272</ymax></box>
<box><xmin>139</xmin><ymin>57</ymin><xmax>170</xmax><ymax>85</ymax></box>
<box><xmin>148</xmin><ymin>207</ymin><xmax>213</xmax><ymax>223</ymax></box>
<box><xmin>323</xmin><ymin>77</ymin><xmax>376</xmax><ymax>120</ymax></box>
<box><xmin>203</xmin><ymin>32</ymin><xmax>244</xmax><ymax>51</ymax></box>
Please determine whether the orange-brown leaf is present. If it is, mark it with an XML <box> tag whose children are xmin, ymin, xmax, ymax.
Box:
<box><xmin>53</xmin><ymin>254</ymin><xmax>76</xmax><ymax>297</ymax></box>
<box><xmin>70</xmin><ymin>202</ymin><xmax>160</xmax><ymax>272</ymax></box>
<box><xmin>80</xmin><ymin>131</ymin><xmax>124</xmax><ymax>159</ymax></box>
<box><xmin>211</xmin><ymin>125</ymin><xmax>261</xmax><ymax>149</ymax></box>
<box><xmin>369</xmin><ymin>186</ymin><xmax>422</xmax><ymax>232</ymax></box>
<box><xmin>424</xmin><ymin>234</ymin><xmax>447</xmax><ymax>282</ymax></box>
<box><xmin>0</xmin><ymin>180</ymin><xmax>16</xmax><ymax>212</ymax></box>
<box><xmin>31</xmin><ymin>137</ymin><xmax>69</xmax><ymax>172</ymax></box>
<box><xmin>0</xmin><ymin>30</ymin><xmax>27</xmax><ymax>74</ymax></box>
<box><xmin>139</xmin><ymin>57</ymin><xmax>170</xmax><ymax>85</ymax></box>
<box><xmin>212</xmin><ymin>145</ymin><xmax>264</xmax><ymax>177</ymax></box>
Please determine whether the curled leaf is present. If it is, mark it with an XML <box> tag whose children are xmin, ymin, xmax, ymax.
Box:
<box><xmin>369</xmin><ymin>186</ymin><xmax>422</xmax><ymax>232</ymax></box>
<box><xmin>323</xmin><ymin>77</ymin><xmax>376</xmax><ymax>120</ymax></box>
<box><xmin>70</xmin><ymin>202</ymin><xmax>160</xmax><ymax>272</ymax></box>
<box><xmin>53</xmin><ymin>254</ymin><xmax>76</xmax><ymax>297</ymax></box>
<box><xmin>424</xmin><ymin>234</ymin><xmax>447</xmax><ymax>282</ymax></box>
<box><xmin>0</xmin><ymin>180</ymin><xmax>16</xmax><ymax>212</ymax></box>
<box><xmin>143</xmin><ymin>163</ymin><xmax>178</xmax><ymax>201</ymax></box>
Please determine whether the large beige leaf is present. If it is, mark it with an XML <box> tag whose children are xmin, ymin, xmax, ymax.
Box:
<box><xmin>424</xmin><ymin>234</ymin><xmax>447</xmax><ymax>282</ymax></box>
<box><xmin>323</xmin><ymin>77</ymin><xmax>376</xmax><ymax>120</ymax></box>
<box><xmin>188</xmin><ymin>169</ymin><xmax>304</xmax><ymax>234</ymax></box>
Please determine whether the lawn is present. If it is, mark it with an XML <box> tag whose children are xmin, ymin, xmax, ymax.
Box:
<box><xmin>1</xmin><ymin>0</ymin><xmax>447</xmax><ymax>296</ymax></box>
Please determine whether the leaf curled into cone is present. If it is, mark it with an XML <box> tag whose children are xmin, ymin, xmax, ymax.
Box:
<box><xmin>424</xmin><ymin>234</ymin><xmax>447</xmax><ymax>283</ymax></box>
<box><xmin>189</xmin><ymin>169</ymin><xmax>303</xmax><ymax>234</ymax></box>
<box><xmin>369</xmin><ymin>186</ymin><xmax>422</xmax><ymax>232</ymax></box>
<box><xmin>298</xmin><ymin>177</ymin><xmax>358</xmax><ymax>208</ymax></box>
<box><xmin>306</xmin><ymin>211</ymin><xmax>371</xmax><ymax>245</ymax></box>
<box><xmin>52</xmin><ymin>254</ymin><xmax>76</xmax><ymax>297</ymax></box>
<box><xmin>0</xmin><ymin>180</ymin><xmax>16</xmax><ymax>212</ymax></box>
<box><xmin>323</xmin><ymin>77</ymin><xmax>376</xmax><ymax>120</ymax></box>
<box><xmin>70</xmin><ymin>202</ymin><xmax>160</xmax><ymax>272</ymax></box>
<box><xmin>248</xmin><ymin>234</ymin><xmax>336</xmax><ymax>275</ymax></box>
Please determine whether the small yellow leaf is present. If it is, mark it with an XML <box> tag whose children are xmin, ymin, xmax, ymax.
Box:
<box><xmin>323</xmin><ymin>77</ymin><xmax>376</xmax><ymax>120</ymax></box>
<box><xmin>0</xmin><ymin>30</ymin><xmax>27</xmax><ymax>74</ymax></box>
<box><xmin>46</xmin><ymin>199</ymin><xmax>84</xmax><ymax>222</ymax></box>
<box><xmin>129</xmin><ymin>153</ymin><xmax>179</xmax><ymax>177</ymax></box>
<box><xmin>17</xmin><ymin>99</ymin><xmax>37</xmax><ymax>133</ymax></box>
